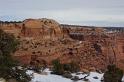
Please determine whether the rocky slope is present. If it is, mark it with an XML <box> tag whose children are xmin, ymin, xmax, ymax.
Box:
<box><xmin>0</xmin><ymin>19</ymin><xmax>124</xmax><ymax>72</ymax></box>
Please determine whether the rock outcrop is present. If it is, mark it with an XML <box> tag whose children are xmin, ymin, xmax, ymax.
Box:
<box><xmin>20</xmin><ymin>18</ymin><xmax>63</xmax><ymax>39</ymax></box>
<box><xmin>13</xmin><ymin>27</ymin><xmax>114</xmax><ymax>71</ymax></box>
<box><xmin>0</xmin><ymin>18</ymin><xmax>63</xmax><ymax>39</ymax></box>
<box><xmin>0</xmin><ymin>19</ymin><xmax>124</xmax><ymax>71</ymax></box>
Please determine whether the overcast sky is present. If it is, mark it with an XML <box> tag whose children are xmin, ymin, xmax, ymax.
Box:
<box><xmin>0</xmin><ymin>0</ymin><xmax>124</xmax><ymax>27</ymax></box>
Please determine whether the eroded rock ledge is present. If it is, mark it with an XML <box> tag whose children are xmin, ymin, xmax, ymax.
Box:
<box><xmin>0</xmin><ymin>18</ymin><xmax>124</xmax><ymax>72</ymax></box>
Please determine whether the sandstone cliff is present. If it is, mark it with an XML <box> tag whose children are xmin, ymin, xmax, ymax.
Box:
<box><xmin>0</xmin><ymin>19</ymin><xmax>124</xmax><ymax>72</ymax></box>
<box><xmin>20</xmin><ymin>18</ymin><xmax>63</xmax><ymax>39</ymax></box>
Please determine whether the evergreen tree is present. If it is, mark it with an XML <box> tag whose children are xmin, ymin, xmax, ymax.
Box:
<box><xmin>0</xmin><ymin>29</ymin><xmax>31</xmax><ymax>82</ymax></box>
<box><xmin>104</xmin><ymin>64</ymin><xmax>123</xmax><ymax>82</ymax></box>
<box><xmin>52</xmin><ymin>59</ymin><xmax>64</xmax><ymax>75</ymax></box>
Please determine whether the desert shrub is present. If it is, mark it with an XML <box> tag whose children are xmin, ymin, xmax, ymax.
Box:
<box><xmin>63</xmin><ymin>64</ymin><xmax>72</xmax><ymax>72</ymax></box>
<box><xmin>70</xmin><ymin>61</ymin><xmax>80</xmax><ymax>72</ymax></box>
<box><xmin>63</xmin><ymin>61</ymin><xmax>80</xmax><ymax>72</ymax></box>
<box><xmin>52</xmin><ymin>59</ymin><xmax>64</xmax><ymax>75</ymax></box>
<box><xmin>0</xmin><ymin>29</ymin><xmax>31</xmax><ymax>82</ymax></box>
<box><xmin>52</xmin><ymin>59</ymin><xmax>80</xmax><ymax>75</ymax></box>
<box><xmin>103</xmin><ymin>64</ymin><xmax>123</xmax><ymax>82</ymax></box>
<box><xmin>9</xmin><ymin>67</ymin><xmax>31</xmax><ymax>82</ymax></box>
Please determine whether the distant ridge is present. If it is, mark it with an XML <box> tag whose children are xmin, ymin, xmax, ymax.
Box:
<box><xmin>0</xmin><ymin>18</ymin><xmax>124</xmax><ymax>29</ymax></box>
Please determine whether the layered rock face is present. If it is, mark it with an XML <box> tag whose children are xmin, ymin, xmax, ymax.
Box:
<box><xmin>13</xmin><ymin>26</ymin><xmax>116</xmax><ymax>71</ymax></box>
<box><xmin>0</xmin><ymin>19</ymin><xmax>124</xmax><ymax>72</ymax></box>
<box><xmin>20</xmin><ymin>18</ymin><xmax>63</xmax><ymax>39</ymax></box>
<box><xmin>0</xmin><ymin>22</ymin><xmax>22</xmax><ymax>37</ymax></box>
<box><xmin>116</xmin><ymin>33</ymin><xmax>124</xmax><ymax>70</ymax></box>
<box><xmin>63</xmin><ymin>27</ymin><xmax>124</xmax><ymax>71</ymax></box>
<box><xmin>0</xmin><ymin>18</ymin><xmax>63</xmax><ymax>39</ymax></box>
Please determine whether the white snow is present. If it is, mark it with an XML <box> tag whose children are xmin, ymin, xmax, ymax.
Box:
<box><xmin>0</xmin><ymin>78</ymin><xmax>6</xmax><ymax>82</ymax></box>
<box><xmin>26</xmin><ymin>68</ymin><xmax>104</xmax><ymax>82</ymax></box>
<box><xmin>87</xmin><ymin>72</ymin><xmax>103</xmax><ymax>82</ymax></box>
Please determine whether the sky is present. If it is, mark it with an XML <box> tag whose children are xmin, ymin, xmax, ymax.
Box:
<box><xmin>0</xmin><ymin>0</ymin><xmax>124</xmax><ymax>27</ymax></box>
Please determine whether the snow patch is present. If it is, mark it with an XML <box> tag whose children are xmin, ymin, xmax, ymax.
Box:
<box><xmin>27</xmin><ymin>69</ymin><xmax>104</xmax><ymax>82</ymax></box>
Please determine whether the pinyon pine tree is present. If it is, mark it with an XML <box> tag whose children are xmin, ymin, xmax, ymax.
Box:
<box><xmin>0</xmin><ymin>29</ymin><xmax>31</xmax><ymax>82</ymax></box>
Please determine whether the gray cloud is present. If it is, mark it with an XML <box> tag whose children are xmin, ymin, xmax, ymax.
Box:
<box><xmin>0</xmin><ymin>0</ymin><xmax>124</xmax><ymax>27</ymax></box>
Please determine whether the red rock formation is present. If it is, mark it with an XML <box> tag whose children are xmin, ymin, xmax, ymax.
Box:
<box><xmin>13</xmin><ymin>51</ymin><xmax>31</xmax><ymax>65</ymax></box>
<box><xmin>20</xmin><ymin>18</ymin><xmax>63</xmax><ymax>39</ymax></box>
<box><xmin>116</xmin><ymin>33</ymin><xmax>124</xmax><ymax>71</ymax></box>
<box><xmin>12</xmin><ymin>25</ymin><xmax>124</xmax><ymax>71</ymax></box>
<box><xmin>1</xmin><ymin>19</ymin><xmax>124</xmax><ymax>71</ymax></box>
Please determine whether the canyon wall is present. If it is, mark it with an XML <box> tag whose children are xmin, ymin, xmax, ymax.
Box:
<box><xmin>0</xmin><ymin>19</ymin><xmax>124</xmax><ymax>71</ymax></box>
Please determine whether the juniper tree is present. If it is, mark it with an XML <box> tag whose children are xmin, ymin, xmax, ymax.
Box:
<box><xmin>104</xmin><ymin>65</ymin><xmax>123</xmax><ymax>82</ymax></box>
<box><xmin>0</xmin><ymin>29</ymin><xmax>31</xmax><ymax>82</ymax></box>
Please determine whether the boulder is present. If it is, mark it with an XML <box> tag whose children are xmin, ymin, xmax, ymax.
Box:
<box><xmin>93</xmin><ymin>76</ymin><xmax>98</xmax><ymax>79</ymax></box>
<box><xmin>71</xmin><ymin>76</ymin><xmax>80</xmax><ymax>81</ymax></box>
<box><xmin>62</xmin><ymin>72</ymin><xmax>72</xmax><ymax>78</ymax></box>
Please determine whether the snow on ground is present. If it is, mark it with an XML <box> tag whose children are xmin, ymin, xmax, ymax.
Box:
<box><xmin>72</xmin><ymin>72</ymin><xmax>103</xmax><ymax>82</ymax></box>
<box><xmin>26</xmin><ymin>68</ymin><xmax>104</xmax><ymax>82</ymax></box>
